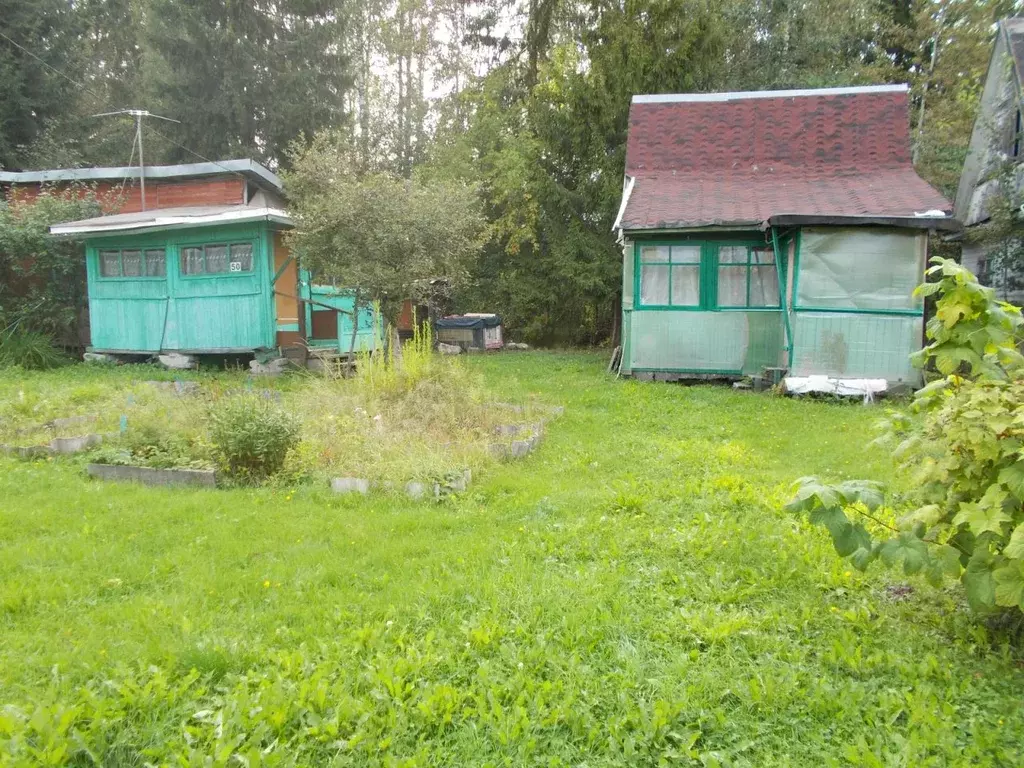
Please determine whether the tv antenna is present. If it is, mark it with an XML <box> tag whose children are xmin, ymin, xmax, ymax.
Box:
<box><xmin>92</xmin><ymin>109</ymin><xmax>180</xmax><ymax>211</ymax></box>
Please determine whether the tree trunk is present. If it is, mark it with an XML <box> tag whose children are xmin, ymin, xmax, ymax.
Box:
<box><xmin>389</xmin><ymin>323</ymin><xmax>404</xmax><ymax>365</ymax></box>
<box><xmin>914</xmin><ymin>29</ymin><xmax>942</xmax><ymax>165</ymax></box>
<box><xmin>358</xmin><ymin>7</ymin><xmax>370</xmax><ymax>168</ymax></box>
<box><xmin>397</xmin><ymin>7</ymin><xmax>405</xmax><ymax>175</ymax></box>
<box><xmin>346</xmin><ymin>289</ymin><xmax>361</xmax><ymax>377</ymax></box>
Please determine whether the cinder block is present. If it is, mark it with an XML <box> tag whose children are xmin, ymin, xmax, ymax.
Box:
<box><xmin>50</xmin><ymin>434</ymin><xmax>103</xmax><ymax>454</ymax></box>
<box><xmin>158</xmin><ymin>353</ymin><xmax>198</xmax><ymax>370</ymax></box>
<box><xmin>87</xmin><ymin>463</ymin><xmax>217</xmax><ymax>487</ymax></box>
<box><xmin>331</xmin><ymin>477</ymin><xmax>370</xmax><ymax>494</ymax></box>
<box><xmin>249</xmin><ymin>358</ymin><xmax>290</xmax><ymax>376</ymax></box>
<box><xmin>511</xmin><ymin>440</ymin><xmax>531</xmax><ymax>458</ymax></box>
<box><xmin>83</xmin><ymin>352</ymin><xmax>116</xmax><ymax>364</ymax></box>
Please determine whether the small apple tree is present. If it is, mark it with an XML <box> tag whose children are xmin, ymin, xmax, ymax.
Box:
<box><xmin>283</xmin><ymin>132</ymin><xmax>485</xmax><ymax>355</ymax></box>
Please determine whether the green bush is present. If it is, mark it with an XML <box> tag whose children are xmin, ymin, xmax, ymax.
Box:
<box><xmin>789</xmin><ymin>258</ymin><xmax>1024</xmax><ymax>614</ymax></box>
<box><xmin>0</xmin><ymin>329</ymin><xmax>67</xmax><ymax>370</ymax></box>
<box><xmin>0</xmin><ymin>191</ymin><xmax>102</xmax><ymax>344</ymax></box>
<box><xmin>209</xmin><ymin>395</ymin><xmax>301</xmax><ymax>482</ymax></box>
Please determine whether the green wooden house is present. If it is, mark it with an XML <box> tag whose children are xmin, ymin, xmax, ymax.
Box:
<box><xmin>614</xmin><ymin>85</ymin><xmax>958</xmax><ymax>384</ymax></box>
<box><xmin>44</xmin><ymin>161</ymin><xmax>379</xmax><ymax>359</ymax></box>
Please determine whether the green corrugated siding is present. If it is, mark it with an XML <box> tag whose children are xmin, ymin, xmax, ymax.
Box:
<box><xmin>86</xmin><ymin>222</ymin><xmax>275</xmax><ymax>352</ymax></box>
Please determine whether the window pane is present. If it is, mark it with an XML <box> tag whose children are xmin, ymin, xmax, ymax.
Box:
<box><xmin>718</xmin><ymin>246</ymin><xmax>747</xmax><ymax>264</ymax></box>
<box><xmin>797</xmin><ymin>230</ymin><xmax>923</xmax><ymax>310</ymax></box>
<box><xmin>671</xmin><ymin>265</ymin><xmax>700</xmax><ymax>305</ymax></box>
<box><xmin>753</xmin><ymin>247</ymin><xmax>775</xmax><ymax>265</ymax></box>
<box><xmin>640</xmin><ymin>264</ymin><xmax>670</xmax><ymax>305</ymax></box>
<box><xmin>182</xmin><ymin>247</ymin><xmax>204</xmax><ymax>275</ymax></box>
<box><xmin>717</xmin><ymin>266</ymin><xmax>748</xmax><ymax>307</ymax></box>
<box><xmin>121</xmin><ymin>250</ymin><xmax>142</xmax><ymax>277</ymax></box>
<box><xmin>99</xmin><ymin>250</ymin><xmax>120</xmax><ymax>277</ymax></box>
<box><xmin>670</xmin><ymin>245</ymin><xmax>701</xmax><ymax>264</ymax></box>
<box><xmin>145</xmin><ymin>249</ymin><xmax>166</xmax><ymax>277</ymax></box>
<box><xmin>749</xmin><ymin>265</ymin><xmax>780</xmax><ymax>307</ymax></box>
<box><xmin>229</xmin><ymin>243</ymin><xmax>253</xmax><ymax>272</ymax></box>
<box><xmin>205</xmin><ymin>245</ymin><xmax>228</xmax><ymax>274</ymax></box>
<box><xmin>640</xmin><ymin>245</ymin><xmax>670</xmax><ymax>263</ymax></box>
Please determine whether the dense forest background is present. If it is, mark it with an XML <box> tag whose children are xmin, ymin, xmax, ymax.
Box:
<box><xmin>1</xmin><ymin>0</ymin><xmax>1019</xmax><ymax>344</ymax></box>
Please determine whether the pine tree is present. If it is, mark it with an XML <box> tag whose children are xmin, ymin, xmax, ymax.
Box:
<box><xmin>0</xmin><ymin>0</ymin><xmax>84</xmax><ymax>169</ymax></box>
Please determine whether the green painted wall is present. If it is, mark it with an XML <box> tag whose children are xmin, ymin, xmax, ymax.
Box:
<box><xmin>304</xmin><ymin>280</ymin><xmax>382</xmax><ymax>353</ymax></box>
<box><xmin>85</xmin><ymin>222</ymin><xmax>276</xmax><ymax>353</ymax></box>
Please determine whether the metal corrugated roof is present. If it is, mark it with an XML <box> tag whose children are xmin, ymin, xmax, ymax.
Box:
<box><xmin>49</xmin><ymin>205</ymin><xmax>292</xmax><ymax>237</ymax></box>
<box><xmin>0</xmin><ymin>159</ymin><xmax>282</xmax><ymax>192</ymax></box>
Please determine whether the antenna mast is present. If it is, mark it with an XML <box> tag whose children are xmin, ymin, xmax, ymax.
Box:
<box><xmin>92</xmin><ymin>109</ymin><xmax>180</xmax><ymax>211</ymax></box>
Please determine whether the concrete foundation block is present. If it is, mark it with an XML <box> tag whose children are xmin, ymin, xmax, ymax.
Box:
<box><xmin>438</xmin><ymin>343</ymin><xmax>463</xmax><ymax>355</ymax></box>
<box><xmin>87</xmin><ymin>463</ymin><xmax>217</xmax><ymax>487</ymax></box>
<box><xmin>50</xmin><ymin>434</ymin><xmax>103</xmax><ymax>454</ymax></box>
<box><xmin>331</xmin><ymin>477</ymin><xmax>370</xmax><ymax>494</ymax></box>
<box><xmin>83</xmin><ymin>352</ymin><xmax>116</xmax><ymax>364</ymax></box>
<box><xmin>406</xmin><ymin>481</ymin><xmax>427</xmax><ymax>499</ymax></box>
<box><xmin>1</xmin><ymin>444</ymin><xmax>52</xmax><ymax>458</ymax></box>
<box><xmin>50</xmin><ymin>414</ymin><xmax>99</xmax><ymax>430</ymax></box>
<box><xmin>249</xmin><ymin>357</ymin><xmax>290</xmax><ymax>376</ymax></box>
<box><xmin>158</xmin><ymin>353</ymin><xmax>198</xmax><ymax>370</ymax></box>
<box><xmin>511</xmin><ymin>440</ymin><xmax>531</xmax><ymax>458</ymax></box>
<box><xmin>488</xmin><ymin>443</ymin><xmax>510</xmax><ymax>459</ymax></box>
<box><xmin>494</xmin><ymin>424</ymin><xmax>523</xmax><ymax>436</ymax></box>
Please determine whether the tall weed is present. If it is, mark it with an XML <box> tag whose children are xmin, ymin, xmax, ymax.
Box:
<box><xmin>354</xmin><ymin>321</ymin><xmax>438</xmax><ymax>399</ymax></box>
<box><xmin>0</xmin><ymin>329</ymin><xmax>67</xmax><ymax>370</ymax></box>
<box><xmin>209</xmin><ymin>395</ymin><xmax>301</xmax><ymax>483</ymax></box>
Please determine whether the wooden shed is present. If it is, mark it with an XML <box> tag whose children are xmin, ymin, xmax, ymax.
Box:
<box><xmin>40</xmin><ymin>161</ymin><xmax>378</xmax><ymax>359</ymax></box>
<box><xmin>614</xmin><ymin>85</ymin><xmax>958</xmax><ymax>385</ymax></box>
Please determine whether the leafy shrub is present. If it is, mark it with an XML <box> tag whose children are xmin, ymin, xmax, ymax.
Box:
<box><xmin>209</xmin><ymin>395</ymin><xmax>301</xmax><ymax>482</ymax></box>
<box><xmin>0</xmin><ymin>191</ymin><xmax>102</xmax><ymax>344</ymax></box>
<box><xmin>0</xmin><ymin>329</ymin><xmax>67</xmax><ymax>370</ymax></box>
<box><xmin>789</xmin><ymin>258</ymin><xmax>1024</xmax><ymax>614</ymax></box>
<box><xmin>90</xmin><ymin>412</ymin><xmax>212</xmax><ymax>470</ymax></box>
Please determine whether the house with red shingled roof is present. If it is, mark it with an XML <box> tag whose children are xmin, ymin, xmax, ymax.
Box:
<box><xmin>614</xmin><ymin>84</ymin><xmax>956</xmax><ymax>384</ymax></box>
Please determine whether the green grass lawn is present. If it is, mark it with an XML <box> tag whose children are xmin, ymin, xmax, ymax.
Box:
<box><xmin>1</xmin><ymin>352</ymin><xmax>1022</xmax><ymax>766</ymax></box>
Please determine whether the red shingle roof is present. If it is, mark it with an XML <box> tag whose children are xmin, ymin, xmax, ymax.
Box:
<box><xmin>619</xmin><ymin>86</ymin><xmax>951</xmax><ymax>230</ymax></box>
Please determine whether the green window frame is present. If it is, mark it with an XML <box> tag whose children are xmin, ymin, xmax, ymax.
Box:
<box><xmin>715</xmin><ymin>245</ymin><xmax>781</xmax><ymax>309</ymax></box>
<box><xmin>792</xmin><ymin>229</ymin><xmax>925</xmax><ymax>316</ymax></box>
<box><xmin>179</xmin><ymin>241</ymin><xmax>255</xmax><ymax>277</ymax></box>
<box><xmin>637</xmin><ymin>243</ymin><xmax>703</xmax><ymax>308</ymax></box>
<box><xmin>634</xmin><ymin>240</ymin><xmax>781</xmax><ymax>311</ymax></box>
<box><xmin>97</xmin><ymin>247</ymin><xmax>167</xmax><ymax>280</ymax></box>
